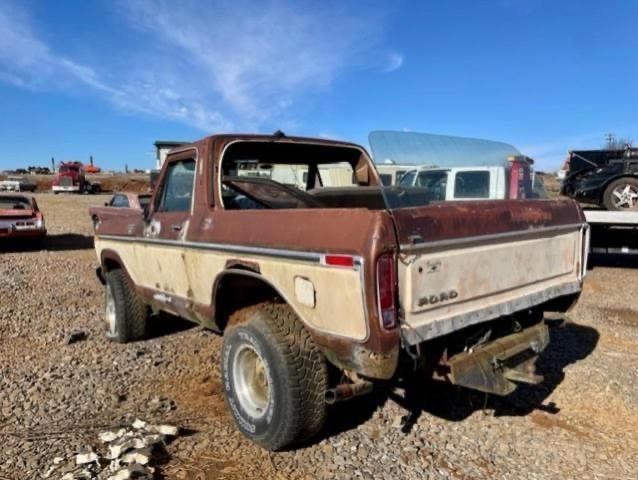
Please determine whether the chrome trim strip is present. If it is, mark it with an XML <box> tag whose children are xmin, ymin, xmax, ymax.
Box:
<box><xmin>98</xmin><ymin>234</ymin><xmax>325</xmax><ymax>262</ymax></box>
<box><xmin>581</xmin><ymin>224</ymin><xmax>590</xmax><ymax>280</ymax></box>
<box><xmin>401</xmin><ymin>280</ymin><xmax>582</xmax><ymax>345</ymax></box>
<box><xmin>400</xmin><ymin>223</ymin><xmax>586</xmax><ymax>252</ymax></box>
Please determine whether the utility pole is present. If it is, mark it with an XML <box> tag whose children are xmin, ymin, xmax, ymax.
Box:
<box><xmin>51</xmin><ymin>157</ymin><xmax>55</xmax><ymax>172</ymax></box>
<box><xmin>605</xmin><ymin>133</ymin><xmax>616</xmax><ymax>149</ymax></box>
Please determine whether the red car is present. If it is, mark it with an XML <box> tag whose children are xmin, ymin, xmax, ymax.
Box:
<box><xmin>0</xmin><ymin>193</ymin><xmax>47</xmax><ymax>241</ymax></box>
<box><xmin>89</xmin><ymin>192</ymin><xmax>150</xmax><ymax>230</ymax></box>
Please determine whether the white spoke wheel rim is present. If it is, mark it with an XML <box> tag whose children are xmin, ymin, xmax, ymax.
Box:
<box><xmin>105</xmin><ymin>284</ymin><xmax>117</xmax><ymax>336</ymax></box>
<box><xmin>233</xmin><ymin>344</ymin><xmax>270</xmax><ymax>418</ymax></box>
<box><xmin>612</xmin><ymin>184</ymin><xmax>638</xmax><ymax>209</ymax></box>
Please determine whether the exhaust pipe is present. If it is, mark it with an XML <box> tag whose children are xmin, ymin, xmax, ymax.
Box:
<box><xmin>325</xmin><ymin>381</ymin><xmax>373</xmax><ymax>404</ymax></box>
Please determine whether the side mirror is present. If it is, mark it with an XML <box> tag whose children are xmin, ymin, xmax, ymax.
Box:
<box><xmin>104</xmin><ymin>202</ymin><xmax>109</xmax><ymax>207</ymax></box>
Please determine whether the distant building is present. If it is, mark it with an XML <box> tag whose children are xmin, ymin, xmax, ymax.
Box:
<box><xmin>154</xmin><ymin>140</ymin><xmax>187</xmax><ymax>169</ymax></box>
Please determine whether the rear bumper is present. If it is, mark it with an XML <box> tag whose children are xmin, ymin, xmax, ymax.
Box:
<box><xmin>0</xmin><ymin>228</ymin><xmax>46</xmax><ymax>238</ymax></box>
<box><xmin>0</xmin><ymin>219</ymin><xmax>46</xmax><ymax>238</ymax></box>
<box><xmin>441</xmin><ymin>322</ymin><xmax>550</xmax><ymax>396</ymax></box>
<box><xmin>401</xmin><ymin>280</ymin><xmax>581</xmax><ymax>345</ymax></box>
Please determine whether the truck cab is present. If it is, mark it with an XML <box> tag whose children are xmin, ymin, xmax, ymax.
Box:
<box><xmin>52</xmin><ymin>161</ymin><xmax>99</xmax><ymax>194</ymax></box>
<box><xmin>397</xmin><ymin>157</ymin><xmax>539</xmax><ymax>201</ymax></box>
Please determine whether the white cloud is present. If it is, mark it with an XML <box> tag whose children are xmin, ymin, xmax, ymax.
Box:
<box><xmin>382</xmin><ymin>52</ymin><xmax>404</xmax><ymax>73</ymax></box>
<box><xmin>116</xmin><ymin>0</ymin><xmax>383</xmax><ymax>123</ymax></box>
<box><xmin>0</xmin><ymin>1</ymin><xmax>396</xmax><ymax>133</ymax></box>
<box><xmin>0</xmin><ymin>2</ymin><xmax>233</xmax><ymax>131</ymax></box>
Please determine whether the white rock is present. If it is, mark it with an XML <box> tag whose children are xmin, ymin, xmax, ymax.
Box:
<box><xmin>76</xmin><ymin>451</ymin><xmax>99</xmax><ymax>465</ymax></box>
<box><xmin>107</xmin><ymin>464</ymin><xmax>151</xmax><ymax>480</ymax></box>
<box><xmin>121</xmin><ymin>448</ymin><xmax>151</xmax><ymax>465</ymax></box>
<box><xmin>100</xmin><ymin>428</ymin><xmax>126</xmax><ymax>443</ymax></box>
<box><xmin>132</xmin><ymin>419</ymin><xmax>147</xmax><ymax>429</ymax></box>
<box><xmin>151</xmin><ymin>424</ymin><xmax>178</xmax><ymax>436</ymax></box>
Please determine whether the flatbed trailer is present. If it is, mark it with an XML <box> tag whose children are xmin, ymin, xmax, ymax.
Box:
<box><xmin>584</xmin><ymin>209</ymin><xmax>638</xmax><ymax>254</ymax></box>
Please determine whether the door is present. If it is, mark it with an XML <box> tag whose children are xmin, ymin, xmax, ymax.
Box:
<box><xmin>138</xmin><ymin>155</ymin><xmax>197</xmax><ymax>301</ymax></box>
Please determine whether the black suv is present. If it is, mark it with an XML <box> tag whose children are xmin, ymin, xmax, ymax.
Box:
<box><xmin>560</xmin><ymin>147</ymin><xmax>638</xmax><ymax>210</ymax></box>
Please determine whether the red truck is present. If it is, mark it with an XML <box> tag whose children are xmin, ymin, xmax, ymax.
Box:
<box><xmin>52</xmin><ymin>161</ymin><xmax>100</xmax><ymax>194</ymax></box>
<box><xmin>92</xmin><ymin>133</ymin><xmax>589</xmax><ymax>450</ymax></box>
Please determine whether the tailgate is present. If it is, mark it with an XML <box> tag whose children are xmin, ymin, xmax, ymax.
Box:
<box><xmin>392</xmin><ymin>200</ymin><xmax>588</xmax><ymax>344</ymax></box>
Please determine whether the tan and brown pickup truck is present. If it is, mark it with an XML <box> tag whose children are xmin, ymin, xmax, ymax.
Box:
<box><xmin>92</xmin><ymin>132</ymin><xmax>589</xmax><ymax>450</ymax></box>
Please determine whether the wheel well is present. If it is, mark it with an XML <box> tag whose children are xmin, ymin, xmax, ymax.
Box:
<box><xmin>214</xmin><ymin>271</ymin><xmax>283</xmax><ymax>331</ymax></box>
<box><xmin>103</xmin><ymin>257</ymin><xmax>122</xmax><ymax>272</ymax></box>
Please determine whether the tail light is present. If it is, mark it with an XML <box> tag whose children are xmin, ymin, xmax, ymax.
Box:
<box><xmin>376</xmin><ymin>253</ymin><xmax>397</xmax><ymax>329</ymax></box>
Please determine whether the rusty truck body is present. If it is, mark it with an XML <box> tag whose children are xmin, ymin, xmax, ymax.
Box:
<box><xmin>92</xmin><ymin>133</ymin><xmax>588</xmax><ymax>450</ymax></box>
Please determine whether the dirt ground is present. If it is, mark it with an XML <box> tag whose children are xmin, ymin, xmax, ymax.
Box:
<box><xmin>1</xmin><ymin>194</ymin><xmax>637</xmax><ymax>479</ymax></box>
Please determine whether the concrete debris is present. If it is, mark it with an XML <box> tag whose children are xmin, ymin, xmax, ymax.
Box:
<box><xmin>76</xmin><ymin>452</ymin><xmax>99</xmax><ymax>465</ymax></box>
<box><xmin>152</xmin><ymin>424</ymin><xmax>178</xmax><ymax>436</ymax></box>
<box><xmin>107</xmin><ymin>464</ymin><xmax>153</xmax><ymax>480</ymax></box>
<box><xmin>120</xmin><ymin>448</ymin><xmax>151</xmax><ymax>465</ymax></box>
<box><xmin>99</xmin><ymin>429</ymin><xmax>126</xmax><ymax>443</ymax></box>
<box><xmin>44</xmin><ymin>419</ymin><xmax>178</xmax><ymax>479</ymax></box>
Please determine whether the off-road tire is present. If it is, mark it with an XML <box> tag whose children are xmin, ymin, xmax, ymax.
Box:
<box><xmin>221</xmin><ymin>303</ymin><xmax>328</xmax><ymax>450</ymax></box>
<box><xmin>602</xmin><ymin>177</ymin><xmax>638</xmax><ymax>211</ymax></box>
<box><xmin>104</xmin><ymin>269</ymin><xmax>147</xmax><ymax>343</ymax></box>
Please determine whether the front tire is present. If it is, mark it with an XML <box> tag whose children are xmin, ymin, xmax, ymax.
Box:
<box><xmin>602</xmin><ymin>177</ymin><xmax>638</xmax><ymax>210</ymax></box>
<box><xmin>104</xmin><ymin>269</ymin><xmax>147</xmax><ymax>343</ymax></box>
<box><xmin>221</xmin><ymin>303</ymin><xmax>328</xmax><ymax>450</ymax></box>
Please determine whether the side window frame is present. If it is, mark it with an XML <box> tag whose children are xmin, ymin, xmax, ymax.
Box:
<box><xmin>452</xmin><ymin>169</ymin><xmax>492</xmax><ymax>200</ymax></box>
<box><xmin>157</xmin><ymin>159</ymin><xmax>197</xmax><ymax>213</ymax></box>
<box><xmin>152</xmin><ymin>147</ymin><xmax>199</xmax><ymax>215</ymax></box>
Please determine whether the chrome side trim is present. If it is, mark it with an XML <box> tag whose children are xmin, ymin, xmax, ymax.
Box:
<box><xmin>581</xmin><ymin>223</ymin><xmax>590</xmax><ymax>280</ymax></box>
<box><xmin>98</xmin><ymin>234</ymin><xmax>325</xmax><ymax>262</ymax></box>
<box><xmin>401</xmin><ymin>281</ymin><xmax>582</xmax><ymax>346</ymax></box>
<box><xmin>400</xmin><ymin>223</ymin><xmax>586</xmax><ymax>252</ymax></box>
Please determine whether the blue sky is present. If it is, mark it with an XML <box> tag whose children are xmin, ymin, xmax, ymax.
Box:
<box><xmin>0</xmin><ymin>0</ymin><xmax>636</xmax><ymax>171</ymax></box>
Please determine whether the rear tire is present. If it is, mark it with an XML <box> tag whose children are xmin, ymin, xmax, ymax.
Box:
<box><xmin>104</xmin><ymin>269</ymin><xmax>147</xmax><ymax>343</ymax></box>
<box><xmin>221</xmin><ymin>303</ymin><xmax>328</xmax><ymax>450</ymax></box>
<box><xmin>602</xmin><ymin>177</ymin><xmax>638</xmax><ymax>210</ymax></box>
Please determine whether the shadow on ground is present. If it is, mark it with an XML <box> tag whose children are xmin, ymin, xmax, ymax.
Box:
<box><xmin>44</xmin><ymin>233</ymin><xmax>94</xmax><ymax>251</ymax></box>
<box><xmin>588</xmin><ymin>252</ymin><xmax>638</xmax><ymax>269</ymax></box>
<box><xmin>0</xmin><ymin>233</ymin><xmax>94</xmax><ymax>252</ymax></box>
<box><xmin>146</xmin><ymin>312</ymin><xmax>196</xmax><ymax>340</ymax></box>
<box><xmin>319</xmin><ymin>321</ymin><xmax>599</xmax><ymax>440</ymax></box>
